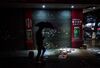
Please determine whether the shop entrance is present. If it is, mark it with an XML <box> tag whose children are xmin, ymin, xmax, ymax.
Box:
<box><xmin>32</xmin><ymin>9</ymin><xmax>71</xmax><ymax>49</ymax></box>
<box><xmin>83</xmin><ymin>15</ymin><xmax>96</xmax><ymax>48</ymax></box>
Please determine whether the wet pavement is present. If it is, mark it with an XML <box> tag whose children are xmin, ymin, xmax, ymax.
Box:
<box><xmin>0</xmin><ymin>48</ymin><xmax>100</xmax><ymax>68</ymax></box>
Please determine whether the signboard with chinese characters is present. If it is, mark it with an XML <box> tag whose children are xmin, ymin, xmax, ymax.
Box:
<box><xmin>72</xmin><ymin>19</ymin><xmax>82</xmax><ymax>26</ymax></box>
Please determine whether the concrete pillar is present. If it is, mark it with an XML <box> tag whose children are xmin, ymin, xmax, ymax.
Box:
<box><xmin>25</xmin><ymin>9</ymin><xmax>34</xmax><ymax>50</ymax></box>
<box><xmin>71</xmin><ymin>9</ymin><xmax>83</xmax><ymax>48</ymax></box>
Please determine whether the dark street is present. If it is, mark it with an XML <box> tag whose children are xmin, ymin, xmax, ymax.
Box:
<box><xmin>0</xmin><ymin>48</ymin><xmax>100</xmax><ymax>68</ymax></box>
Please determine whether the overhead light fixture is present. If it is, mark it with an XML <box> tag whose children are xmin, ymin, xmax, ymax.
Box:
<box><xmin>42</xmin><ymin>5</ymin><xmax>46</xmax><ymax>8</ymax></box>
<box><xmin>93</xmin><ymin>7</ymin><xmax>96</xmax><ymax>9</ymax></box>
<box><xmin>71</xmin><ymin>5</ymin><xmax>74</xmax><ymax>8</ymax></box>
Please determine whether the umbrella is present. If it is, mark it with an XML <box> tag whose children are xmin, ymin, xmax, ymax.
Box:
<box><xmin>35</xmin><ymin>22</ymin><xmax>54</xmax><ymax>29</ymax></box>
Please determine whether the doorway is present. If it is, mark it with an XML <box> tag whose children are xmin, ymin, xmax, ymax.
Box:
<box><xmin>32</xmin><ymin>9</ymin><xmax>71</xmax><ymax>49</ymax></box>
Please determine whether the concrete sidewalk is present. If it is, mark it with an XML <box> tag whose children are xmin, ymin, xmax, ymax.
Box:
<box><xmin>0</xmin><ymin>48</ymin><xmax>97</xmax><ymax>60</ymax></box>
<box><xmin>0</xmin><ymin>48</ymin><xmax>100</xmax><ymax>68</ymax></box>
